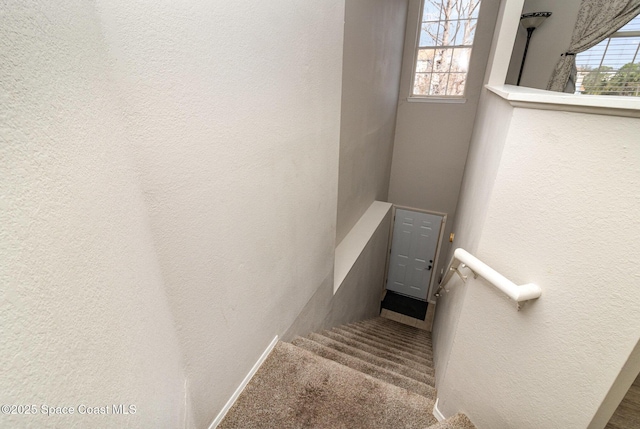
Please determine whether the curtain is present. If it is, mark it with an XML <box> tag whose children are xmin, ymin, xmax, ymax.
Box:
<box><xmin>547</xmin><ymin>0</ymin><xmax>640</xmax><ymax>93</ymax></box>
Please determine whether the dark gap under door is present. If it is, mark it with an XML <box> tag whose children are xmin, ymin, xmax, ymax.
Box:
<box><xmin>380</xmin><ymin>291</ymin><xmax>427</xmax><ymax>320</ymax></box>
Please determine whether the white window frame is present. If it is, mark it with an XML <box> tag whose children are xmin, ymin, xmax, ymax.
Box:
<box><xmin>409</xmin><ymin>0</ymin><xmax>481</xmax><ymax>101</ymax></box>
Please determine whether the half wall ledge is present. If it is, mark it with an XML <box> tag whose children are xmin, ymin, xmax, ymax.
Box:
<box><xmin>334</xmin><ymin>201</ymin><xmax>392</xmax><ymax>294</ymax></box>
<box><xmin>486</xmin><ymin>84</ymin><xmax>640</xmax><ymax>118</ymax></box>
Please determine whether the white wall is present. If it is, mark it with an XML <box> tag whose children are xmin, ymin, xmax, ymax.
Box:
<box><xmin>433</xmin><ymin>96</ymin><xmax>640</xmax><ymax>428</ymax></box>
<box><xmin>1</xmin><ymin>2</ymin><xmax>188</xmax><ymax>427</ymax></box>
<box><xmin>431</xmin><ymin>91</ymin><xmax>514</xmax><ymax>385</ymax></box>
<box><xmin>505</xmin><ymin>0</ymin><xmax>581</xmax><ymax>89</ymax></box>
<box><xmin>286</xmin><ymin>0</ymin><xmax>408</xmax><ymax>358</ymax></box>
<box><xmin>95</xmin><ymin>1</ymin><xmax>345</xmax><ymax>427</ymax></box>
<box><xmin>336</xmin><ymin>0</ymin><xmax>408</xmax><ymax>244</ymax></box>
<box><xmin>387</xmin><ymin>0</ymin><xmax>501</xmax><ymax>297</ymax></box>
<box><xmin>2</xmin><ymin>0</ymin><xmax>346</xmax><ymax>428</ymax></box>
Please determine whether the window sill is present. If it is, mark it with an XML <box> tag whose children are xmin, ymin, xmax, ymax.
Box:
<box><xmin>486</xmin><ymin>84</ymin><xmax>640</xmax><ymax>118</ymax></box>
<box><xmin>407</xmin><ymin>97</ymin><xmax>467</xmax><ymax>104</ymax></box>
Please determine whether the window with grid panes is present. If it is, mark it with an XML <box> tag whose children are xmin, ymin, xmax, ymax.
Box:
<box><xmin>575</xmin><ymin>15</ymin><xmax>640</xmax><ymax>97</ymax></box>
<box><xmin>412</xmin><ymin>0</ymin><xmax>481</xmax><ymax>97</ymax></box>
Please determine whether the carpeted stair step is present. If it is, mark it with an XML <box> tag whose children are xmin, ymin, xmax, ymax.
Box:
<box><xmin>353</xmin><ymin>323</ymin><xmax>433</xmax><ymax>349</ymax></box>
<box><xmin>355</xmin><ymin>318</ymin><xmax>433</xmax><ymax>344</ymax></box>
<box><xmin>339</xmin><ymin>323</ymin><xmax>433</xmax><ymax>358</ymax></box>
<box><xmin>307</xmin><ymin>332</ymin><xmax>435</xmax><ymax>385</ymax></box>
<box><xmin>330</xmin><ymin>327</ymin><xmax>434</xmax><ymax>365</ymax></box>
<box><xmin>219</xmin><ymin>341</ymin><xmax>438</xmax><ymax>429</ymax></box>
<box><xmin>341</xmin><ymin>323</ymin><xmax>434</xmax><ymax>359</ymax></box>
<box><xmin>291</xmin><ymin>336</ymin><xmax>436</xmax><ymax>398</ymax></box>
<box><xmin>350</xmin><ymin>320</ymin><xmax>433</xmax><ymax>348</ymax></box>
<box><xmin>426</xmin><ymin>413</ymin><xmax>476</xmax><ymax>429</ymax></box>
<box><xmin>312</xmin><ymin>331</ymin><xmax>435</xmax><ymax>376</ymax></box>
<box><xmin>362</xmin><ymin>316</ymin><xmax>434</xmax><ymax>337</ymax></box>
<box><xmin>333</xmin><ymin>325</ymin><xmax>432</xmax><ymax>357</ymax></box>
<box><xmin>355</xmin><ymin>317</ymin><xmax>431</xmax><ymax>343</ymax></box>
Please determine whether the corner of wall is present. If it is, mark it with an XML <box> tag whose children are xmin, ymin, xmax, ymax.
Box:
<box><xmin>283</xmin><ymin>204</ymin><xmax>392</xmax><ymax>341</ymax></box>
<box><xmin>588</xmin><ymin>339</ymin><xmax>640</xmax><ymax>429</ymax></box>
<box><xmin>430</xmin><ymin>90</ymin><xmax>515</xmax><ymax>409</ymax></box>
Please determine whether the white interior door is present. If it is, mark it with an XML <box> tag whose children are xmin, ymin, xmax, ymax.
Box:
<box><xmin>386</xmin><ymin>209</ymin><xmax>443</xmax><ymax>300</ymax></box>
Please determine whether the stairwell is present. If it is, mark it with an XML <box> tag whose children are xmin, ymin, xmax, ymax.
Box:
<box><xmin>218</xmin><ymin>317</ymin><xmax>475</xmax><ymax>428</ymax></box>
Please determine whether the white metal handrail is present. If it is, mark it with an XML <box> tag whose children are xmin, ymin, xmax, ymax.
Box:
<box><xmin>435</xmin><ymin>248</ymin><xmax>541</xmax><ymax>306</ymax></box>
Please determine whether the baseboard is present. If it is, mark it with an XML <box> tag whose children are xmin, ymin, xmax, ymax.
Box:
<box><xmin>183</xmin><ymin>379</ymin><xmax>190</xmax><ymax>429</ymax></box>
<box><xmin>433</xmin><ymin>397</ymin><xmax>446</xmax><ymax>422</ymax></box>
<box><xmin>208</xmin><ymin>335</ymin><xmax>279</xmax><ymax>429</ymax></box>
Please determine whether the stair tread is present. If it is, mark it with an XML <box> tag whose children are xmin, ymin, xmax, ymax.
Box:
<box><xmin>318</xmin><ymin>330</ymin><xmax>434</xmax><ymax>375</ymax></box>
<box><xmin>364</xmin><ymin>316</ymin><xmax>433</xmax><ymax>336</ymax></box>
<box><xmin>360</xmin><ymin>317</ymin><xmax>433</xmax><ymax>342</ymax></box>
<box><xmin>331</xmin><ymin>327</ymin><xmax>434</xmax><ymax>364</ymax></box>
<box><xmin>349</xmin><ymin>322</ymin><xmax>431</xmax><ymax>345</ymax></box>
<box><xmin>292</xmin><ymin>336</ymin><xmax>435</xmax><ymax>397</ymax></box>
<box><xmin>427</xmin><ymin>413</ymin><xmax>476</xmax><ymax>429</ymax></box>
<box><xmin>308</xmin><ymin>332</ymin><xmax>435</xmax><ymax>385</ymax></box>
<box><xmin>341</xmin><ymin>324</ymin><xmax>434</xmax><ymax>358</ymax></box>
<box><xmin>342</xmin><ymin>323</ymin><xmax>433</xmax><ymax>352</ymax></box>
<box><xmin>355</xmin><ymin>323</ymin><xmax>433</xmax><ymax>346</ymax></box>
<box><xmin>219</xmin><ymin>342</ymin><xmax>438</xmax><ymax>429</ymax></box>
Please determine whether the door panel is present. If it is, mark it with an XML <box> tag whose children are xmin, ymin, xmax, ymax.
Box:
<box><xmin>386</xmin><ymin>209</ymin><xmax>442</xmax><ymax>300</ymax></box>
<box><xmin>398</xmin><ymin>230</ymin><xmax>411</xmax><ymax>256</ymax></box>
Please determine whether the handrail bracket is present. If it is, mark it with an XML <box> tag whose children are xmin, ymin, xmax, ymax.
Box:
<box><xmin>452</xmin><ymin>266</ymin><xmax>467</xmax><ymax>283</ymax></box>
<box><xmin>462</xmin><ymin>263</ymin><xmax>479</xmax><ymax>279</ymax></box>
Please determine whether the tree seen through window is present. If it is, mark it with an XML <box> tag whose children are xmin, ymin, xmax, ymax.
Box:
<box><xmin>413</xmin><ymin>0</ymin><xmax>481</xmax><ymax>97</ymax></box>
<box><xmin>576</xmin><ymin>15</ymin><xmax>640</xmax><ymax>97</ymax></box>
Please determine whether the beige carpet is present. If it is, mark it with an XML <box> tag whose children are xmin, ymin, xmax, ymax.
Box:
<box><xmin>219</xmin><ymin>317</ymin><xmax>476</xmax><ymax>428</ymax></box>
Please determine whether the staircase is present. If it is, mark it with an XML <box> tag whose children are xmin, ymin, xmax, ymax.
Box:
<box><xmin>219</xmin><ymin>317</ymin><xmax>475</xmax><ymax>428</ymax></box>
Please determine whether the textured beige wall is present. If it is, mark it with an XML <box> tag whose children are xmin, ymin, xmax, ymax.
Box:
<box><xmin>336</xmin><ymin>0</ymin><xmax>408</xmax><ymax>245</ymax></box>
<box><xmin>431</xmin><ymin>91</ymin><xmax>514</xmax><ymax>387</ymax></box>
<box><xmin>96</xmin><ymin>1</ymin><xmax>345</xmax><ymax>427</ymax></box>
<box><xmin>433</xmin><ymin>99</ymin><xmax>640</xmax><ymax>428</ymax></box>
<box><xmin>287</xmin><ymin>0</ymin><xmax>406</xmax><ymax>360</ymax></box>
<box><xmin>387</xmin><ymin>0</ymin><xmax>502</xmax><ymax>299</ymax></box>
<box><xmin>0</xmin><ymin>2</ymin><xmax>188</xmax><ymax>427</ymax></box>
<box><xmin>1</xmin><ymin>1</ymin><xmax>345</xmax><ymax>428</ymax></box>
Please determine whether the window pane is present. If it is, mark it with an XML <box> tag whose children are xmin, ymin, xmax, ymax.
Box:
<box><xmin>576</xmin><ymin>39</ymin><xmax>609</xmax><ymax>70</ymax></box>
<box><xmin>442</xmin><ymin>20</ymin><xmax>460</xmax><ymax>46</ymax></box>
<box><xmin>447</xmin><ymin>73</ymin><xmax>466</xmax><ymax>95</ymax></box>
<box><xmin>412</xmin><ymin>0</ymin><xmax>481</xmax><ymax>97</ymax></box>
<box><xmin>448</xmin><ymin>3</ymin><xmax>460</xmax><ymax>20</ymax></box>
<box><xmin>451</xmin><ymin>48</ymin><xmax>472</xmax><ymax>72</ymax></box>
<box><xmin>416</xmin><ymin>49</ymin><xmax>436</xmax><ymax>72</ymax></box>
<box><xmin>420</xmin><ymin>22</ymin><xmax>440</xmax><ymax>47</ymax></box>
<box><xmin>414</xmin><ymin>73</ymin><xmax>433</xmax><ymax>95</ymax></box>
<box><xmin>435</xmin><ymin>21</ymin><xmax>447</xmax><ymax>46</ymax></box>
<box><xmin>602</xmin><ymin>38</ymin><xmax>640</xmax><ymax>68</ymax></box>
<box><xmin>469</xmin><ymin>0</ymin><xmax>480</xmax><ymax>18</ymax></box>
<box><xmin>422</xmin><ymin>1</ymin><xmax>441</xmax><ymax>21</ymax></box>
<box><xmin>433</xmin><ymin>48</ymin><xmax>454</xmax><ymax>73</ymax></box>
<box><xmin>459</xmin><ymin>19</ymin><xmax>477</xmax><ymax>45</ymax></box>
<box><xmin>430</xmin><ymin>73</ymin><xmax>449</xmax><ymax>96</ymax></box>
<box><xmin>575</xmin><ymin>35</ymin><xmax>640</xmax><ymax>96</ymax></box>
<box><xmin>618</xmin><ymin>15</ymin><xmax>640</xmax><ymax>31</ymax></box>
